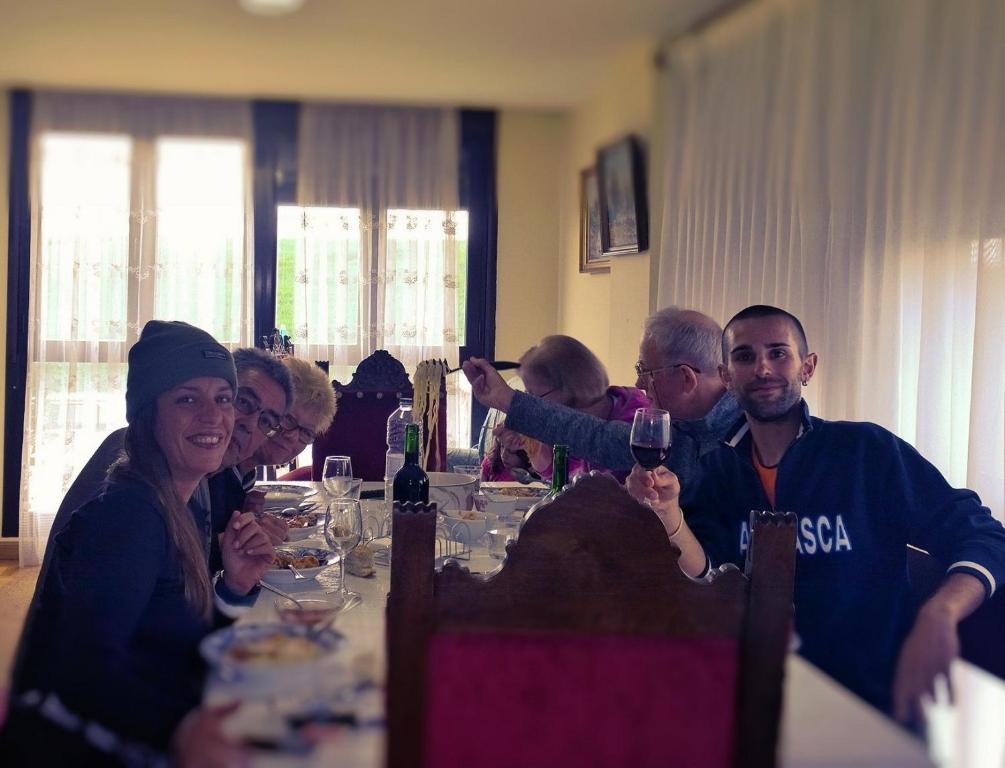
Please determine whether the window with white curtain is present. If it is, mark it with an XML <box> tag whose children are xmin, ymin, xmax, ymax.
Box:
<box><xmin>275</xmin><ymin>204</ymin><xmax>472</xmax><ymax>449</ymax></box>
<box><xmin>20</xmin><ymin>101</ymin><xmax>253</xmax><ymax>566</ymax></box>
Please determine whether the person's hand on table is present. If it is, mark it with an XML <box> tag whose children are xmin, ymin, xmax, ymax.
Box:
<box><xmin>172</xmin><ymin>702</ymin><xmax>249</xmax><ymax>768</ymax></box>
<box><xmin>257</xmin><ymin>513</ymin><xmax>289</xmax><ymax>544</ymax></box>
<box><xmin>463</xmin><ymin>358</ymin><xmax>516</xmax><ymax>412</ymax></box>
<box><xmin>892</xmin><ymin>598</ymin><xmax>960</xmax><ymax>724</ymax></box>
<box><xmin>626</xmin><ymin>464</ymin><xmax>683</xmax><ymax>537</ymax></box>
<box><xmin>220</xmin><ymin>510</ymin><xmax>275</xmax><ymax>594</ymax></box>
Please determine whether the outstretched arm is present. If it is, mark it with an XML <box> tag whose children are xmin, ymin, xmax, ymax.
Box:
<box><xmin>462</xmin><ymin>358</ymin><xmax>517</xmax><ymax>412</ymax></box>
<box><xmin>625</xmin><ymin>464</ymin><xmax>709</xmax><ymax>578</ymax></box>
<box><xmin>892</xmin><ymin>572</ymin><xmax>985</xmax><ymax>723</ymax></box>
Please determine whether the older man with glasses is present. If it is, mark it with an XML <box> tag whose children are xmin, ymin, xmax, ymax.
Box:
<box><xmin>463</xmin><ymin>307</ymin><xmax>742</xmax><ymax>494</ymax></box>
<box><xmin>238</xmin><ymin>357</ymin><xmax>338</xmax><ymax>475</ymax></box>
<box><xmin>201</xmin><ymin>348</ymin><xmax>293</xmax><ymax>571</ymax></box>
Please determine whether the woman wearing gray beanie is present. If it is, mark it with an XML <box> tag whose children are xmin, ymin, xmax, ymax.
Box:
<box><xmin>2</xmin><ymin>320</ymin><xmax>273</xmax><ymax>765</ymax></box>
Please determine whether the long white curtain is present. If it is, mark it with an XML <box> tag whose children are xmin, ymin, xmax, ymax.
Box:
<box><xmin>19</xmin><ymin>93</ymin><xmax>254</xmax><ymax>565</ymax></box>
<box><xmin>293</xmin><ymin>105</ymin><xmax>471</xmax><ymax>448</ymax></box>
<box><xmin>656</xmin><ymin>0</ymin><xmax>1005</xmax><ymax>520</ymax></box>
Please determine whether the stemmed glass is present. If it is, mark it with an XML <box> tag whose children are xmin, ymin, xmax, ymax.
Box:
<box><xmin>322</xmin><ymin>455</ymin><xmax>353</xmax><ymax>499</ymax></box>
<box><xmin>324</xmin><ymin>498</ymin><xmax>363</xmax><ymax>609</ymax></box>
<box><xmin>630</xmin><ymin>407</ymin><xmax>672</xmax><ymax>472</ymax></box>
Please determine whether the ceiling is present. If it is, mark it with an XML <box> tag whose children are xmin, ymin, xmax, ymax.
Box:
<box><xmin>0</xmin><ymin>0</ymin><xmax>729</xmax><ymax>109</ymax></box>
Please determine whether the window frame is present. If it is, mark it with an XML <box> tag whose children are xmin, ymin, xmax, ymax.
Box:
<box><xmin>2</xmin><ymin>96</ymin><xmax>497</xmax><ymax>535</ymax></box>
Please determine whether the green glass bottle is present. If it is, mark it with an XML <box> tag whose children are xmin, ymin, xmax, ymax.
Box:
<box><xmin>522</xmin><ymin>444</ymin><xmax>569</xmax><ymax>526</ymax></box>
<box><xmin>392</xmin><ymin>423</ymin><xmax>429</xmax><ymax>506</ymax></box>
<box><xmin>550</xmin><ymin>444</ymin><xmax>569</xmax><ymax>496</ymax></box>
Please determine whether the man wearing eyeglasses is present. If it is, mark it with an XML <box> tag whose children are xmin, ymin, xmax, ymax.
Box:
<box><xmin>628</xmin><ymin>304</ymin><xmax>1005</xmax><ymax>723</ymax></box>
<box><xmin>239</xmin><ymin>356</ymin><xmax>338</xmax><ymax>473</ymax></box>
<box><xmin>463</xmin><ymin>307</ymin><xmax>742</xmax><ymax>493</ymax></box>
<box><xmin>202</xmin><ymin>348</ymin><xmax>293</xmax><ymax>572</ymax></box>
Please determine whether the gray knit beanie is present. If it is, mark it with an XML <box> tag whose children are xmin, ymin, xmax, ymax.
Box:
<box><xmin>126</xmin><ymin>320</ymin><xmax>238</xmax><ymax>423</ymax></box>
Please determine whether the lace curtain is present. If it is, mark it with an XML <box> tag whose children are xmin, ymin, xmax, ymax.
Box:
<box><xmin>655</xmin><ymin>0</ymin><xmax>1004</xmax><ymax>520</ymax></box>
<box><xmin>19</xmin><ymin>93</ymin><xmax>254</xmax><ymax>565</ymax></box>
<box><xmin>292</xmin><ymin>105</ymin><xmax>471</xmax><ymax>449</ymax></box>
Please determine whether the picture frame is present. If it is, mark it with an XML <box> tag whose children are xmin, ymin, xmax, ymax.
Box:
<box><xmin>579</xmin><ymin>167</ymin><xmax>609</xmax><ymax>273</ymax></box>
<box><xmin>596</xmin><ymin>135</ymin><xmax>649</xmax><ymax>255</ymax></box>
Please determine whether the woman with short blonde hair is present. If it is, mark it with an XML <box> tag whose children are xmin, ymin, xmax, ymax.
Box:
<box><xmin>484</xmin><ymin>335</ymin><xmax>650</xmax><ymax>482</ymax></box>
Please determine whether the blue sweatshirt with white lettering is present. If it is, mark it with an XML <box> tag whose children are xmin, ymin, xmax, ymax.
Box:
<box><xmin>682</xmin><ymin>401</ymin><xmax>1005</xmax><ymax>713</ymax></box>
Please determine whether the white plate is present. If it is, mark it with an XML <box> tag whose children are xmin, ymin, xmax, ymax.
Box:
<box><xmin>262</xmin><ymin>547</ymin><xmax>332</xmax><ymax>585</ymax></box>
<box><xmin>269</xmin><ymin>508</ymin><xmax>322</xmax><ymax>542</ymax></box>
<box><xmin>257</xmin><ymin>482</ymin><xmax>318</xmax><ymax>510</ymax></box>
<box><xmin>481</xmin><ymin>482</ymin><xmax>548</xmax><ymax>510</ymax></box>
<box><xmin>200</xmin><ymin>622</ymin><xmax>342</xmax><ymax>683</ymax></box>
<box><xmin>285</xmin><ymin>524</ymin><xmax>322</xmax><ymax>542</ymax></box>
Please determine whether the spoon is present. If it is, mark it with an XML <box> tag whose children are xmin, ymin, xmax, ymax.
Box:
<box><xmin>258</xmin><ymin>579</ymin><xmax>304</xmax><ymax>607</ymax></box>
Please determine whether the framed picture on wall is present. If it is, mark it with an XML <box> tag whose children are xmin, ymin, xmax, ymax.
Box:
<box><xmin>596</xmin><ymin>135</ymin><xmax>649</xmax><ymax>255</ymax></box>
<box><xmin>579</xmin><ymin>167</ymin><xmax>609</xmax><ymax>273</ymax></box>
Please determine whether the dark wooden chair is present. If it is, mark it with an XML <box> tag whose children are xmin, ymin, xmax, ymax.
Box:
<box><xmin>386</xmin><ymin>473</ymin><xmax>796</xmax><ymax>768</ymax></box>
<box><xmin>309</xmin><ymin>350</ymin><xmax>448</xmax><ymax>481</ymax></box>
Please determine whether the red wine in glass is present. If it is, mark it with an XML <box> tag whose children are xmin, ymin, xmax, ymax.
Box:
<box><xmin>630</xmin><ymin>443</ymin><xmax>668</xmax><ymax>470</ymax></box>
<box><xmin>630</xmin><ymin>408</ymin><xmax>672</xmax><ymax>471</ymax></box>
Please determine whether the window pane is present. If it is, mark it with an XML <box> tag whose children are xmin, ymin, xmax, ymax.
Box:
<box><xmin>385</xmin><ymin>209</ymin><xmax>468</xmax><ymax>347</ymax></box>
<box><xmin>276</xmin><ymin>205</ymin><xmax>362</xmax><ymax>346</ymax></box>
<box><xmin>38</xmin><ymin>133</ymin><xmax>131</xmax><ymax>343</ymax></box>
<box><xmin>155</xmin><ymin>138</ymin><xmax>247</xmax><ymax>343</ymax></box>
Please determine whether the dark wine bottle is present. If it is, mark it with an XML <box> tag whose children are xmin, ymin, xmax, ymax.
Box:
<box><xmin>550</xmin><ymin>444</ymin><xmax>569</xmax><ymax>495</ymax></box>
<box><xmin>392</xmin><ymin>423</ymin><xmax>429</xmax><ymax>506</ymax></box>
<box><xmin>630</xmin><ymin>444</ymin><xmax>667</xmax><ymax>470</ymax></box>
<box><xmin>522</xmin><ymin>444</ymin><xmax>569</xmax><ymax>526</ymax></box>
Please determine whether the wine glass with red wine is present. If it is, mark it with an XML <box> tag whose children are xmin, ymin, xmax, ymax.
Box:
<box><xmin>630</xmin><ymin>408</ymin><xmax>671</xmax><ymax>470</ymax></box>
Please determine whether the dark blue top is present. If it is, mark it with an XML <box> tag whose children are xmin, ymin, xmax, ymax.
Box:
<box><xmin>11</xmin><ymin>478</ymin><xmax>212</xmax><ymax>749</ymax></box>
<box><xmin>684</xmin><ymin>401</ymin><xmax>1005</xmax><ymax>713</ymax></box>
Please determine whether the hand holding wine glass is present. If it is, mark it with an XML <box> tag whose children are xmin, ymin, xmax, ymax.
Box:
<box><xmin>324</xmin><ymin>498</ymin><xmax>363</xmax><ymax>608</ymax></box>
<box><xmin>630</xmin><ymin>408</ymin><xmax>671</xmax><ymax>470</ymax></box>
<box><xmin>322</xmin><ymin>455</ymin><xmax>353</xmax><ymax>499</ymax></box>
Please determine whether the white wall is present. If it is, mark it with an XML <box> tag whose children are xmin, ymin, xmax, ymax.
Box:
<box><xmin>556</xmin><ymin>44</ymin><xmax>657</xmax><ymax>384</ymax></box>
<box><xmin>494</xmin><ymin>110</ymin><xmax>567</xmax><ymax>360</ymax></box>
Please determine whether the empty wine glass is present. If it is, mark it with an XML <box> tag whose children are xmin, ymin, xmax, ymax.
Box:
<box><xmin>322</xmin><ymin>455</ymin><xmax>353</xmax><ymax>499</ymax></box>
<box><xmin>324</xmin><ymin>498</ymin><xmax>363</xmax><ymax>608</ymax></box>
<box><xmin>630</xmin><ymin>408</ymin><xmax>672</xmax><ymax>471</ymax></box>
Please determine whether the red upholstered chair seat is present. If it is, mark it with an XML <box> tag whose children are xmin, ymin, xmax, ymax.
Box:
<box><xmin>424</xmin><ymin>632</ymin><xmax>738</xmax><ymax>768</ymax></box>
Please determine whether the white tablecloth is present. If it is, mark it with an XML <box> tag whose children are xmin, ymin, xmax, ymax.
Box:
<box><xmin>206</xmin><ymin>484</ymin><xmax>1002</xmax><ymax>768</ymax></box>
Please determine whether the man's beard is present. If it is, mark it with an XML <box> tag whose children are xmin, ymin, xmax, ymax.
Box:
<box><xmin>736</xmin><ymin>381</ymin><xmax>802</xmax><ymax>423</ymax></box>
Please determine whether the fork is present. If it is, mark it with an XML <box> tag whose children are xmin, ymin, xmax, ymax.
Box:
<box><xmin>441</xmin><ymin>359</ymin><xmax>520</xmax><ymax>375</ymax></box>
<box><xmin>286</xmin><ymin>563</ymin><xmax>307</xmax><ymax>580</ymax></box>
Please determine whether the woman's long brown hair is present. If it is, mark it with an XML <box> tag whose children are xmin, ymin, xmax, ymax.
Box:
<box><xmin>108</xmin><ymin>402</ymin><xmax>213</xmax><ymax>620</ymax></box>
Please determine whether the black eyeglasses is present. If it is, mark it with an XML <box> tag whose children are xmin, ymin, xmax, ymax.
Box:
<box><xmin>634</xmin><ymin>361</ymin><xmax>702</xmax><ymax>380</ymax></box>
<box><xmin>528</xmin><ymin>387</ymin><xmax>559</xmax><ymax>400</ymax></box>
<box><xmin>278</xmin><ymin>414</ymin><xmax>317</xmax><ymax>445</ymax></box>
<box><xmin>233</xmin><ymin>388</ymin><xmax>282</xmax><ymax>438</ymax></box>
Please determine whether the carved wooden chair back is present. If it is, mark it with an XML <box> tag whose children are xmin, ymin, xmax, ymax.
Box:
<box><xmin>310</xmin><ymin>350</ymin><xmax>448</xmax><ymax>480</ymax></box>
<box><xmin>386</xmin><ymin>473</ymin><xmax>796</xmax><ymax>768</ymax></box>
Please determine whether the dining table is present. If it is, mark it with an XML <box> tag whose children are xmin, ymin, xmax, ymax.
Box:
<box><xmin>204</xmin><ymin>481</ymin><xmax>1005</xmax><ymax>768</ymax></box>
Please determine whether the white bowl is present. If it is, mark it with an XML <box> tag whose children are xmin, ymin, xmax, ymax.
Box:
<box><xmin>200</xmin><ymin>622</ymin><xmax>342</xmax><ymax>684</ymax></box>
<box><xmin>428</xmin><ymin>472</ymin><xmax>479</xmax><ymax>512</ymax></box>
<box><xmin>262</xmin><ymin>547</ymin><xmax>332</xmax><ymax>585</ymax></box>
<box><xmin>440</xmin><ymin>509</ymin><xmax>490</xmax><ymax>544</ymax></box>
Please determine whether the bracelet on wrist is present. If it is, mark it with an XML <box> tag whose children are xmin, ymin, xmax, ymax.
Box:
<box><xmin>667</xmin><ymin>515</ymin><xmax>683</xmax><ymax>539</ymax></box>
